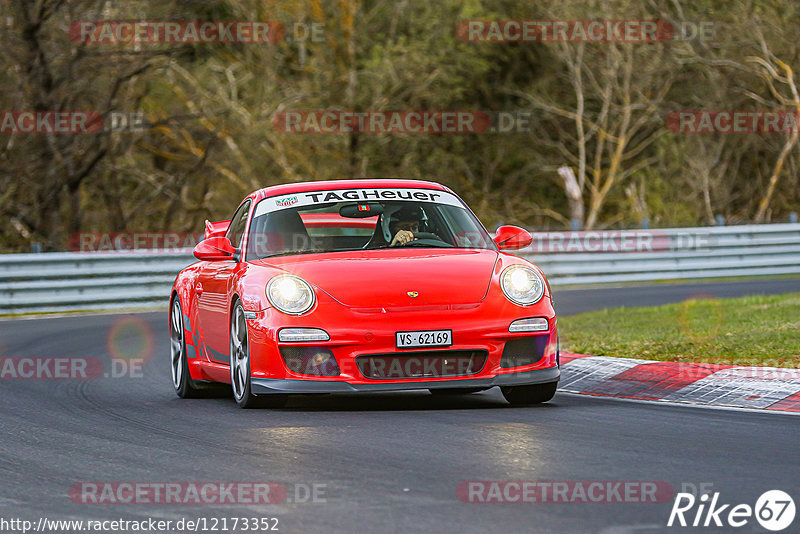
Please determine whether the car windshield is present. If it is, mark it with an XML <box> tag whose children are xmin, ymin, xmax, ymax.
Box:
<box><xmin>245</xmin><ymin>188</ymin><xmax>496</xmax><ymax>260</ymax></box>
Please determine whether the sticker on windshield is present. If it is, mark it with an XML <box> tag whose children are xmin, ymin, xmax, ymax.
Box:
<box><xmin>255</xmin><ymin>188</ymin><xmax>463</xmax><ymax>217</ymax></box>
<box><xmin>275</xmin><ymin>195</ymin><xmax>298</xmax><ymax>207</ymax></box>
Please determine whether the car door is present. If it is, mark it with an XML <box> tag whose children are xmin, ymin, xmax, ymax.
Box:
<box><xmin>196</xmin><ymin>199</ymin><xmax>251</xmax><ymax>362</ymax></box>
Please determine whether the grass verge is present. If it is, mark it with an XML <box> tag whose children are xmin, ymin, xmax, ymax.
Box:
<box><xmin>559</xmin><ymin>292</ymin><xmax>800</xmax><ymax>367</ymax></box>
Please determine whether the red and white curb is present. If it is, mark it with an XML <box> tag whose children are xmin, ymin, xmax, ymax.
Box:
<box><xmin>559</xmin><ymin>353</ymin><xmax>800</xmax><ymax>413</ymax></box>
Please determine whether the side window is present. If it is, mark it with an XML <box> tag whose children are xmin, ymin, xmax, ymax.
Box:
<box><xmin>225</xmin><ymin>200</ymin><xmax>251</xmax><ymax>250</ymax></box>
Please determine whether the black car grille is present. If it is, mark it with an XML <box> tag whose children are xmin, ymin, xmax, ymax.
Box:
<box><xmin>280</xmin><ymin>347</ymin><xmax>340</xmax><ymax>377</ymax></box>
<box><xmin>500</xmin><ymin>336</ymin><xmax>549</xmax><ymax>369</ymax></box>
<box><xmin>356</xmin><ymin>350</ymin><xmax>487</xmax><ymax>379</ymax></box>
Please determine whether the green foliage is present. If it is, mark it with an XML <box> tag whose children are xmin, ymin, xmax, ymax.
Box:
<box><xmin>1</xmin><ymin>0</ymin><xmax>799</xmax><ymax>251</ymax></box>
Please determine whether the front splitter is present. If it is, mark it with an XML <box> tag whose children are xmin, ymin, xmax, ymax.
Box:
<box><xmin>251</xmin><ymin>366</ymin><xmax>560</xmax><ymax>395</ymax></box>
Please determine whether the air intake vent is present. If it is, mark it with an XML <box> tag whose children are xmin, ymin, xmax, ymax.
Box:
<box><xmin>500</xmin><ymin>336</ymin><xmax>549</xmax><ymax>368</ymax></box>
<box><xmin>357</xmin><ymin>350</ymin><xmax>487</xmax><ymax>379</ymax></box>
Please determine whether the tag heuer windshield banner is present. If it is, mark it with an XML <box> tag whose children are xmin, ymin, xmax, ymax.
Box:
<box><xmin>254</xmin><ymin>188</ymin><xmax>464</xmax><ymax>217</ymax></box>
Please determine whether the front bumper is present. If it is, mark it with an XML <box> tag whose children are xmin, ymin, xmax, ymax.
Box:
<box><xmin>250</xmin><ymin>366</ymin><xmax>559</xmax><ymax>395</ymax></box>
<box><xmin>241</xmin><ymin>285</ymin><xmax>559</xmax><ymax>391</ymax></box>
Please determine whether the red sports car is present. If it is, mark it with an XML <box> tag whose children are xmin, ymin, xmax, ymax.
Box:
<box><xmin>169</xmin><ymin>179</ymin><xmax>559</xmax><ymax>408</ymax></box>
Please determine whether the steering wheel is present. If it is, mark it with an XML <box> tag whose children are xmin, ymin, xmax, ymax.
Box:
<box><xmin>399</xmin><ymin>232</ymin><xmax>453</xmax><ymax>247</ymax></box>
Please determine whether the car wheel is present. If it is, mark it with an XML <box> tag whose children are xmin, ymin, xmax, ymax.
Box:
<box><xmin>230</xmin><ymin>302</ymin><xmax>288</xmax><ymax>409</ymax></box>
<box><xmin>170</xmin><ymin>298</ymin><xmax>202</xmax><ymax>398</ymax></box>
<box><xmin>429</xmin><ymin>388</ymin><xmax>487</xmax><ymax>395</ymax></box>
<box><xmin>501</xmin><ymin>382</ymin><xmax>558</xmax><ymax>406</ymax></box>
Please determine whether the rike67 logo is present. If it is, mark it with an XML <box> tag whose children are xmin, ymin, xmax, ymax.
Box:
<box><xmin>668</xmin><ymin>490</ymin><xmax>795</xmax><ymax>531</ymax></box>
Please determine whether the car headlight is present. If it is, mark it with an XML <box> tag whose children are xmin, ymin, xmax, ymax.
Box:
<box><xmin>266</xmin><ymin>274</ymin><xmax>315</xmax><ymax>315</ymax></box>
<box><xmin>500</xmin><ymin>265</ymin><xmax>545</xmax><ymax>306</ymax></box>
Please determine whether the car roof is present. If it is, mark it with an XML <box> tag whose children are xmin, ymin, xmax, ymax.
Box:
<box><xmin>254</xmin><ymin>179</ymin><xmax>452</xmax><ymax>200</ymax></box>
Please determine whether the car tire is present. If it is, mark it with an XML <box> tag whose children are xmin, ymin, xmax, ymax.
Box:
<box><xmin>429</xmin><ymin>388</ymin><xmax>487</xmax><ymax>395</ymax></box>
<box><xmin>230</xmin><ymin>301</ymin><xmax>289</xmax><ymax>409</ymax></box>
<box><xmin>501</xmin><ymin>382</ymin><xmax>558</xmax><ymax>406</ymax></box>
<box><xmin>170</xmin><ymin>298</ymin><xmax>203</xmax><ymax>398</ymax></box>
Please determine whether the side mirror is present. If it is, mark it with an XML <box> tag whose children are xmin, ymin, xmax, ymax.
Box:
<box><xmin>204</xmin><ymin>219</ymin><xmax>231</xmax><ymax>240</ymax></box>
<box><xmin>494</xmin><ymin>225</ymin><xmax>533</xmax><ymax>250</ymax></box>
<box><xmin>194</xmin><ymin>236</ymin><xmax>236</xmax><ymax>261</ymax></box>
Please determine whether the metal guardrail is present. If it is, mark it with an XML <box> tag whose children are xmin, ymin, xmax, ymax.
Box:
<box><xmin>520</xmin><ymin>223</ymin><xmax>800</xmax><ymax>286</ymax></box>
<box><xmin>0</xmin><ymin>223</ymin><xmax>798</xmax><ymax>314</ymax></box>
<box><xmin>0</xmin><ymin>252</ymin><xmax>193</xmax><ymax>314</ymax></box>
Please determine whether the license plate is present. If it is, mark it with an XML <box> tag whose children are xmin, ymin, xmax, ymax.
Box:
<box><xmin>396</xmin><ymin>329</ymin><xmax>452</xmax><ymax>348</ymax></box>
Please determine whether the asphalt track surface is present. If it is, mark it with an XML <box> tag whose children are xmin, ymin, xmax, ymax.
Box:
<box><xmin>1</xmin><ymin>278</ymin><xmax>799</xmax><ymax>533</ymax></box>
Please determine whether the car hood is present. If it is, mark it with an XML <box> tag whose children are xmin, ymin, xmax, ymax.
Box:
<box><xmin>252</xmin><ymin>249</ymin><xmax>499</xmax><ymax>307</ymax></box>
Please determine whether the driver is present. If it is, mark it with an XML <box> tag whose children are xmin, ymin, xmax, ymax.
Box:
<box><xmin>389</xmin><ymin>205</ymin><xmax>424</xmax><ymax>246</ymax></box>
